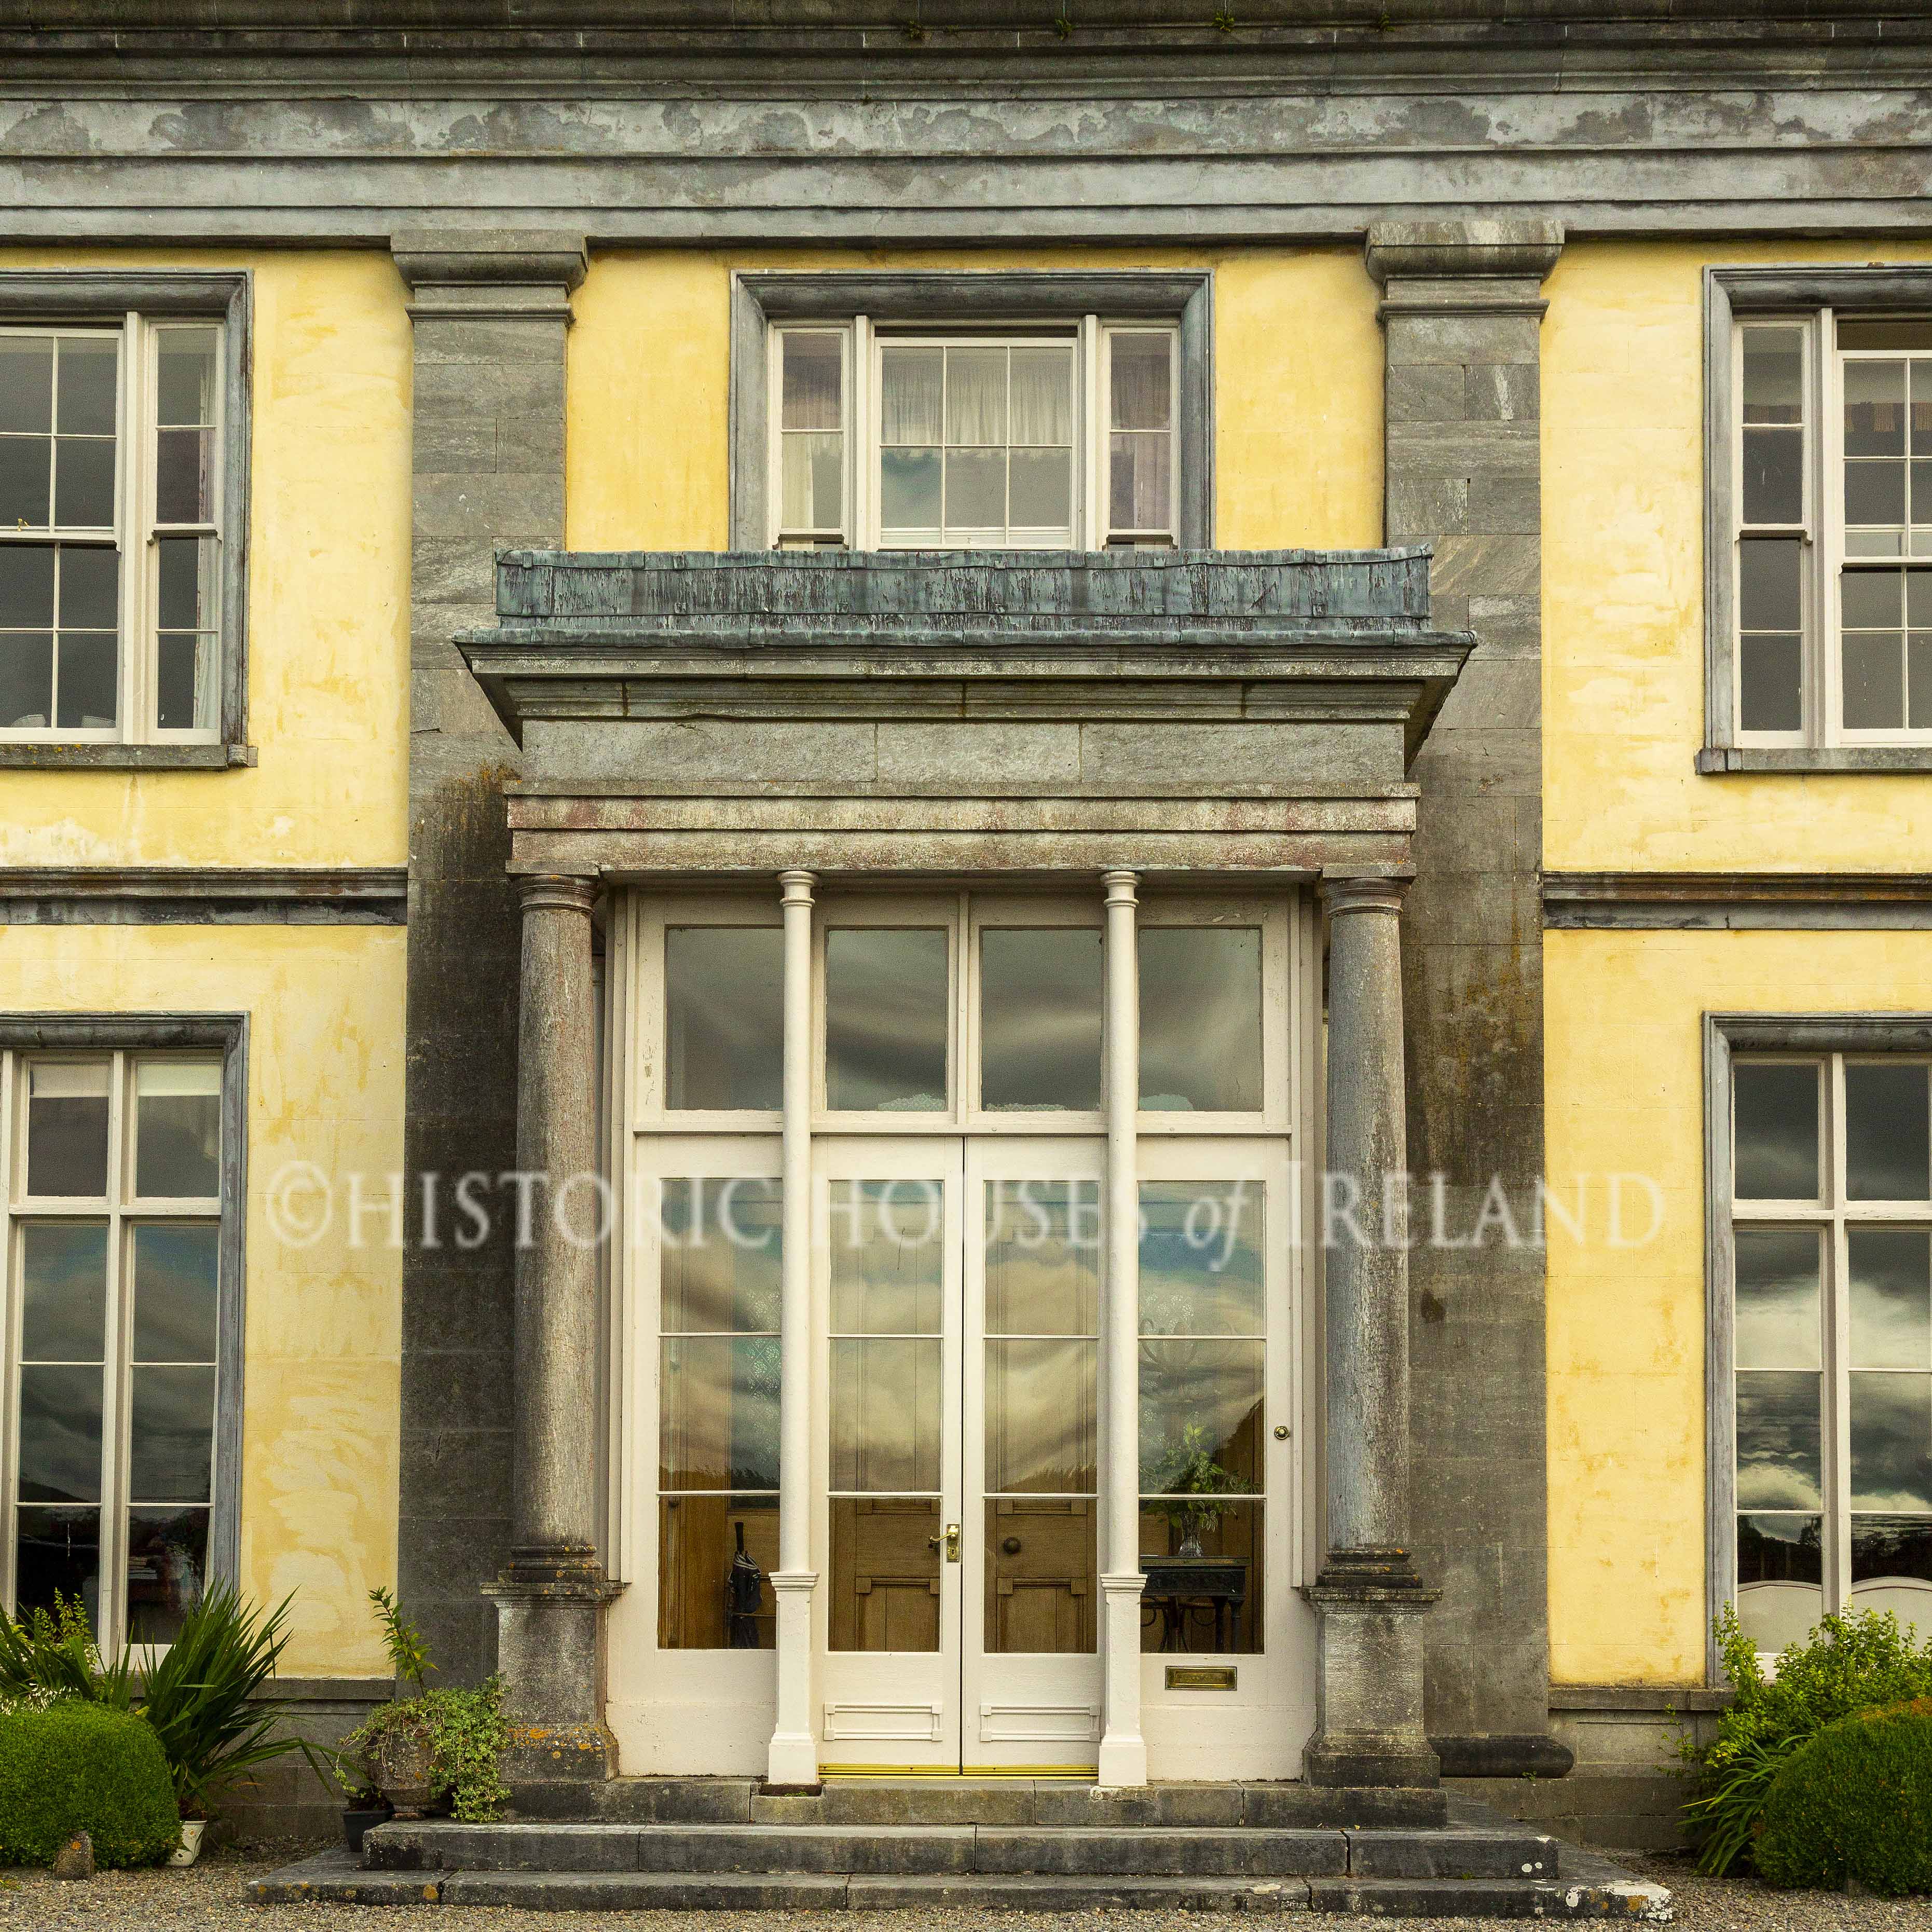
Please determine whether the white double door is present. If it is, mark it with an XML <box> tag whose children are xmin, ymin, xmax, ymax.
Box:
<box><xmin>816</xmin><ymin>1134</ymin><xmax>1104</xmax><ymax>1772</ymax></box>
<box><xmin>810</xmin><ymin>1130</ymin><xmax>1307</xmax><ymax>1776</ymax></box>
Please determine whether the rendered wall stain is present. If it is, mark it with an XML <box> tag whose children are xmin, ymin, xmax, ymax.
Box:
<box><xmin>1545</xmin><ymin>927</ymin><xmax>1932</xmax><ymax>1687</ymax></box>
<box><xmin>0</xmin><ymin>248</ymin><xmax>410</xmax><ymax>870</ymax></box>
<box><xmin>3</xmin><ymin>925</ymin><xmax>405</xmax><ymax>1675</ymax></box>
<box><xmin>565</xmin><ymin>248</ymin><xmax>1381</xmax><ymax>553</ymax></box>
<box><xmin>1542</xmin><ymin>239</ymin><xmax>1932</xmax><ymax>872</ymax></box>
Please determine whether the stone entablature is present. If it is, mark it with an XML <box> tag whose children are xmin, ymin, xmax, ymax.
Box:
<box><xmin>459</xmin><ymin>549</ymin><xmax>1473</xmax><ymax>882</ymax></box>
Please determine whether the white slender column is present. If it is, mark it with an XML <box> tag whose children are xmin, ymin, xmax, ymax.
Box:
<box><xmin>1097</xmin><ymin>868</ymin><xmax>1148</xmax><ymax>1788</ymax></box>
<box><xmin>769</xmin><ymin>867</ymin><xmax>819</xmax><ymax>1788</ymax></box>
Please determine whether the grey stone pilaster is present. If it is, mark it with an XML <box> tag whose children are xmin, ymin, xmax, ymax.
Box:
<box><xmin>1305</xmin><ymin>874</ymin><xmax>1439</xmax><ymax>1790</ymax></box>
<box><xmin>395</xmin><ymin>229</ymin><xmax>586</xmax><ymax>1687</ymax></box>
<box><xmin>1366</xmin><ymin>219</ymin><xmax>1563</xmax><ymax>1764</ymax></box>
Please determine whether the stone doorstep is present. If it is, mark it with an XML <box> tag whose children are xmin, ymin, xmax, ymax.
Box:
<box><xmin>249</xmin><ymin>1850</ymin><xmax>1673</xmax><ymax>1919</ymax></box>
<box><xmin>364</xmin><ymin>1818</ymin><xmax>1557</xmax><ymax>1881</ymax></box>
<box><xmin>521</xmin><ymin>1774</ymin><xmax>1451</xmax><ymax>1829</ymax></box>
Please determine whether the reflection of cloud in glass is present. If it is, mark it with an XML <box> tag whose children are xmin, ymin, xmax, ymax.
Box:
<box><xmin>1139</xmin><ymin>1339</ymin><xmax>1263</xmax><ymax>1491</ymax></box>
<box><xmin>1851</xmin><ymin>1230</ymin><xmax>1932</xmax><ymax>1370</ymax></box>
<box><xmin>1734</xmin><ymin>1063</ymin><xmax>1819</xmax><ymax>1200</ymax></box>
<box><xmin>1139</xmin><ymin>1183</ymin><xmax>1263</xmax><ymax>1336</ymax></box>
<box><xmin>830</xmin><ymin>1337</ymin><xmax>941</xmax><ymax>1491</ymax></box>
<box><xmin>666</xmin><ymin>928</ymin><xmax>784</xmax><ymax>1111</ymax></box>
<box><xmin>1736</xmin><ymin>1369</ymin><xmax>1823</xmax><ymax>1510</ymax></box>
<box><xmin>661</xmin><ymin>1178</ymin><xmax>782</xmax><ymax>1333</ymax></box>
<box><xmin>1850</xmin><ymin>1372</ymin><xmax>1932</xmax><ymax>1512</ymax></box>
<box><xmin>985</xmin><ymin>1183</ymin><xmax>1099</xmax><ymax>1337</ymax></box>
<box><xmin>986</xmin><ymin>1339</ymin><xmax>1096</xmax><ymax>1492</ymax></box>
<box><xmin>20</xmin><ymin>1221</ymin><xmax>107</xmax><ymax>1363</ymax></box>
<box><xmin>830</xmin><ymin>1181</ymin><xmax>943</xmax><ymax>1335</ymax></box>
<box><xmin>827</xmin><ymin>930</ymin><xmax>949</xmax><ymax>1112</ymax></box>
<box><xmin>981</xmin><ymin>931</ymin><xmax>1102</xmax><ymax>1112</ymax></box>
<box><xmin>1735</xmin><ymin>1227</ymin><xmax>1820</xmax><ymax>1369</ymax></box>
<box><xmin>660</xmin><ymin>1335</ymin><xmax>781</xmax><ymax>1490</ymax></box>
<box><xmin>1846</xmin><ymin>1063</ymin><xmax>1931</xmax><ymax>1202</ymax></box>
<box><xmin>1139</xmin><ymin>929</ymin><xmax>1262</xmax><ymax>1113</ymax></box>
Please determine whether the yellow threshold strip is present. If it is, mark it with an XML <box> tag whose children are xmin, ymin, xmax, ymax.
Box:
<box><xmin>819</xmin><ymin>1764</ymin><xmax>1100</xmax><ymax>1780</ymax></box>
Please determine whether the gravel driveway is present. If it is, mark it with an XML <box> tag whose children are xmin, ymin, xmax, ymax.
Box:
<box><xmin>1</xmin><ymin>1848</ymin><xmax>1926</xmax><ymax>1929</ymax></box>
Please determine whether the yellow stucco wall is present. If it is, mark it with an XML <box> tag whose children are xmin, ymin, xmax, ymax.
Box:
<box><xmin>565</xmin><ymin>248</ymin><xmax>1382</xmax><ymax>553</ymax></box>
<box><xmin>1543</xmin><ymin>239</ymin><xmax>1932</xmax><ymax>872</ymax></box>
<box><xmin>1547</xmin><ymin>927</ymin><xmax>1932</xmax><ymax>1686</ymax></box>
<box><xmin>0</xmin><ymin>248</ymin><xmax>411</xmax><ymax>870</ymax></box>
<box><xmin>3</xmin><ymin>926</ymin><xmax>405</xmax><ymax>1673</ymax></box>
<box><xmin>0</xmin><ymin>249</ymin><xmax>412</xmax><ymax>1669</ymax></box>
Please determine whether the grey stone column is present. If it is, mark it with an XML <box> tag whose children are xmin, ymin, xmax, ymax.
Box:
<box><xmin>393</xmin><ymin>230</ymin><xmax>586</xmax><ymax>1687</ymax></box>
<box><xmin>482</xmin><ymin>873</ymin><xmax>620</xmax><ymax>1784</ymax></box>
<box><xmin>1364</xmin><ymin>219</ymin><xmax>1568</xmax><ymax>1775</ymax></box>
<box><xmin>1305</xmin><ymin>874</ymin><xmax>1440</xmax><ymax>1789</ymax></box>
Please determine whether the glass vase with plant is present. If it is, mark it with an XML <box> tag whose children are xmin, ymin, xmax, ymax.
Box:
<box><xmin>1144</xmin><ymin>1421</ymin><xmax>1250</xmax><ymax>1557</ymax></box>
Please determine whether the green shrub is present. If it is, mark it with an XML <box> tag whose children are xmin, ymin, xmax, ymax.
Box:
<box><xmin>1756</xmin><ymin>1697</ymin><xmax>1932</xmax><ymax>1894</ymax></box>
<box><xmin>1683</xmin><ymin>1604</ymin><xmax>1932</xmax><ymax>1874</ymax></box>
<box><xmin>0</xmin><ymin>1702</ymin><xmax>181</xmax><ymax>1867</ymax></box>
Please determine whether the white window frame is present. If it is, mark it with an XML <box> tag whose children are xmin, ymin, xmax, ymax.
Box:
<box><xmin>767</xmin><ymin>317</ymin><xmax>1179</xmax><ymax>553</ymax></box>
<box><xmin>1705</xmin><ymin>1013</ymin><xmax>1932</xmax><ymax>1676</ymax></box>
<box><xmin>0</xmin><ymin>1021</ymin><xmax>245</xmax><ymax>1660</ymax></box>
<box><xmin>0</xmin><ymin>313</ymin><xmax>226</xmax><ymax>748</ymax></box>
<box><xmin>1704</xmin><ymin>267</ymin><xmax>1932</xmax><ymax>772</ymax></box>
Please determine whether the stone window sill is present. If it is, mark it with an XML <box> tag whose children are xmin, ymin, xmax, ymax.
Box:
<box><xmin>1697</xmin><ymin>746</ymin><xmax>1932</xmax><ymax>775</ymax></box>
<box><xmin>0</xmin><ymin>743</ymin><xmax>257</xmax><ymax>770</ymax></box>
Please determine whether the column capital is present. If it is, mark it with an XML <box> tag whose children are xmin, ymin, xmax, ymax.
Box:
<box><xmin>517</xmin><ymin>873</ymin><xmax>598</xmax><ymax>919</ymax></box>
<box><xmin>778</xmin><ymin>868</ymin><xmax>818</xmax><ymax>905</ymax></box>
<box><xmin>1363</xmin><ymin>219</ymin><xmax>1564</xmax><ymax>288</ymax></box>
<box><xmin>1101</xmin><ymin>868</ymin><xmax>1139</xmax><ymax>905</ymax></box>
<box><xmin>1320</xmin><ymin>872</ymin><xmax>1411</xmax><ymax>918</ymax></box>
<box><xmin>393</xmin><ymin>228</ymin><xmax>587</xmax><ymax>322</ymax></box>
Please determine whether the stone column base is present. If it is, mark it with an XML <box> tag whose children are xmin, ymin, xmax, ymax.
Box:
<box><xmin>1304</xmin><ymin>1550</ymin><xmax>1442</xmax><ymax>1789</ymax></box>
<box><xmin>482</xmin><ymin>1545</ymin><xmax>624</xmax><ymax>1788</ymax></box>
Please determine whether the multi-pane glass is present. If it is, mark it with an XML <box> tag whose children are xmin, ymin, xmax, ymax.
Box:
<box><xmin>983</xmin><ymin>1181</ymin><xmax>1098</xmax><ymax>1655</ymax></box>
<box><xmin>0</xmin><ymin>331</ymin><xmax>119</xmax><ymax>734</ymax></box>
<box><xmin>1737</xmin><ymin>322</ymin><xmax>1808</xmax><ymax>736</ymax></box>
<box><xmin>7</xmin><ymin>1054</ymin><xmax>226</xmax><ymax>1648</ymax></box>
<box><xmin>829</xmin><ymin>1180</ymin><xmax>946</xmax><ymax>1653</ymax></box>
<box><xmin>1108</xmin><ymin>331</ymin><xmax>1174</xmax><ymax>540</ymax></box>
<box><xmin>153</xmin><ymin>326</ymin><xmax>220</xmax><ymax>734</ymax></box>
<box><xmin>878</xmin><ymin>340</ymin><xmax>1076</xmax><ymax>546</ymax></box>
<box><xmin>656</xmin><ymin>1177</ymin><xmax>782</xmax><ymax>1650</ymax></box>
<box><xmin>1139</xmin><ymin>1182</ymin><xmax>1264</xmax><ymax>1654</ymax></box>
<box><xmin>778</xmin><ymin>331</ymin><xmax>845</xmax><ymax>539</ymax></box>
<box><xmin>1731</xmin><ymin>1054</ymin><xmax>1932</xmax><ymax>1651</ymax></box>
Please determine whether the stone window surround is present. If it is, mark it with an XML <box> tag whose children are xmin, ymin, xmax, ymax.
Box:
<box><xmin>0</xmin><ymin>271</ymin><xmax>253</xmax><ymax>771</ymax></box>
<box><xmin>0</xmin><ymin>1010</ymin><xmax>250</xmax><ymax>1622</ymax></box>
<box><xmin>1701</xmin><ymin>1010</ymin><xmax>1932</xmax><ymax>1681</ymax></box>
<box><xmin>728</xmin><ymin>270</ymin><xmax>1214</xmax><ymax>553</ymax></box>
<box><xmin>1702</xmin><ymin>266</ymin><xmax>1932</xmax><ymax>776</ymax></box>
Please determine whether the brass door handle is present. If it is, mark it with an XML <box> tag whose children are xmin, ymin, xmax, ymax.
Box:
<box><xmin>928</xmin><ymin>1524</ymin><xmax>962</xmax><ymax>1562</ymax></box>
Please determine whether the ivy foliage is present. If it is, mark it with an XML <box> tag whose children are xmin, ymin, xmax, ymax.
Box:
<box><xmin>347</xmin><ymin>1677</ymin><xmax>511</xmax><ymax>1823</ymax></box>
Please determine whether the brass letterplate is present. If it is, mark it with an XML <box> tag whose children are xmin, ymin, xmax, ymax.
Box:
<box><xmin>1165</xmin><ymin>1665</ymin><xmax>1237</xmax><ymax>1691</ymax></box>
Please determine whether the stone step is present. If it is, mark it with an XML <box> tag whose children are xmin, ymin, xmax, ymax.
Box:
<box><xmin>528</xmin><ymin>1772</ymin><xmax>1450</xmax><ymax>1830</ymax></box>
<box><xmin>251</xmin><ymin>1849</ymin><xmax>1674</xmax><ymax>1918</ymax></box>
<box><xmin>365</xmin><ymin>1818</ymin><xmax>1556</xmax><ymax>1881</ymax></box>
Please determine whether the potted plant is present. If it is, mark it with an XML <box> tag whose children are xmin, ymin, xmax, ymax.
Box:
<box><xmin>344</xmin><ymin>1588</ymin><xmax>509</xmax><ymax>1827</ymax></box>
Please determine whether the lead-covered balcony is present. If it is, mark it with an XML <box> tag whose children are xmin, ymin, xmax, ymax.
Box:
<box><xmin>455</xmin><ymin>548</ymin><xmax>1472</xmax><ymax>881</ymax></box>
